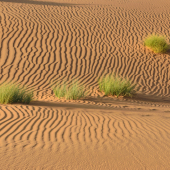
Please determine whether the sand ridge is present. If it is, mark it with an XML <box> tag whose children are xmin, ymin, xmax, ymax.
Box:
<box><xmin>1</xmin><ymin>0</ymin><xmax>170</xmax><ymax>169</ymax></box>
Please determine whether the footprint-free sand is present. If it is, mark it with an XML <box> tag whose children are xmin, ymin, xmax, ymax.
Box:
<box><xmin>1</xmin><ymin>0</ymin><xmax>170</xmax><ymax>169</ymax></box>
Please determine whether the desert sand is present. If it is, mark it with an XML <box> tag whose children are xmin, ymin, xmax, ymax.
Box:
<box><xmin>1</xmin><ymin>0</ymin><xmax>170</xmax><ymax>169</ymax></box>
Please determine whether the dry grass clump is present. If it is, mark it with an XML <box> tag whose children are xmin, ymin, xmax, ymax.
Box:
<box><xmin>99</xmin><ymin>74</ymin><xmax>136</xmax><ymax>97</ymax></box>
<box><xmin>52</xmin><ymin>80</ymin><xmax>87</xmax><ymax>100</ymax></box>
<box><xmin>144</xmin><ymin>34</ymin><xmax>168</xmax><ymax>53</ymax></box>
<box><xmin>0</xmin><ymin>82</ymin><xmax>33</xmax><ymax>104</ymax></box>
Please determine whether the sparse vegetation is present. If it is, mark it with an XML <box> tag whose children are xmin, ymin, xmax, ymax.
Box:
<box><xmin>0</xmin><ymin>82</ymin><xmax>33</xmax><ymax>104</ymax></box>
<box><xmin>144</xmin><ymin>34</ymin><xmax>168</xmax><ymax>53</ymax></box>
<box><xmin>98</xmin><ymin>74</ymin><xmax>136</xmax><ymax>97</ymax></box>
<box><xmin>52</xmin><ymin>80</ymin><xmax>87</xmax><ymax>100</ymax></box>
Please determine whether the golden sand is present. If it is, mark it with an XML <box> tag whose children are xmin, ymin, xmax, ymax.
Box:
<box><xmin>0</xmin><ymin>0</ymin><xmax>170</xmax><ymax>169</ymax></box>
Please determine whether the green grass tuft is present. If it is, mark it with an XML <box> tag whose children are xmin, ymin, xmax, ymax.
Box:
<box><xmin>98</xmin><ymin>74</ymin><xmax>136</xmax><ymax>97</ymax></box>
<box><xmin>0</xmin><ymin>82</ymin><xmax>33</xmax><ymax>104</ymax></box>
<box><xmin>144</xmin><ymin>34</ymin><xmax>168</xmax><ymax>53</ymax></box>
<box><xmin>52</xmin><ymin>80</ymin><xmax>87</xmax><ymax>100</ymax></box>
<box><xmin>52</xmin><ymin>82</ymin><xmax>67</xmax><ymax>99</ymax></box>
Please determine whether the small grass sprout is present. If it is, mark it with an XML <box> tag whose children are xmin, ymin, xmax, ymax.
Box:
<box><xmin>52</xmin><ymin>80</ymin><xmax>87</xmax><ymax>100</ymax></box>
<box><xmin>144</xmin><ymin>34</ymin><xmax>168</xmax><ymax>53</ymax></box>
<box><xmin>98</xmin><ymin>74</ymin><xmax>136</xmax><ymax>97</ymax></box>
<box><xmin>0</xmin><ymin>82</ymin><xmax>33</xmax><ymax>104</ymax></box>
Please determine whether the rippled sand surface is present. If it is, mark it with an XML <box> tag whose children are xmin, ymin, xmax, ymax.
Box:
<box><xmin>1</xmin><ymin>0</ymin><xmax>170</xmax><ymax>169</ymax></box>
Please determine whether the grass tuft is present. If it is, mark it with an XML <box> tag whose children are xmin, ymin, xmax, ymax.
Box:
<box><xmin>144</xmin><ymin>34</ymin><xmax>168</xmax><ymax>53</ymax></box>
<box><xmin>52</xmin><ymin>80</ymin><xmax>87</xmax><ymax>100</ymax></box>
<box><xmin>98</xmin><ymin>74</ymin><xmax>136</xmax><ymax>97</ymax></box>
<box><xmin>0</xmin><ymin>82</ymin><xmax>33</xmax><ymax>104</ymax></box>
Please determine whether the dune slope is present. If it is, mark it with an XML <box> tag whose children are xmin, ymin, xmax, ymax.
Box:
<box><xmin>0</xmin><ymin>0</ymin><xmax>170</xmax><ymax>169</ymax></box>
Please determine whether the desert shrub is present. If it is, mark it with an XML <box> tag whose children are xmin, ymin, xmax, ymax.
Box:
<box><xmin>144</xmin><ymin>34</ymin><xmax>168</xmax><ymax>53</ymax></box>
<box><xmin>98</xmin><ymin>74</ymin><xmax>136</xmax><ymax>97</ymax></box>
<box><xmin>52</xmin><ymin>80</ymin><xmax>86</xmax><ymax>100</ymax></box>
<box><xmin>0</xmin><ymin>82</ymin><xmax>33</xmax><ymax>104</ymax></box>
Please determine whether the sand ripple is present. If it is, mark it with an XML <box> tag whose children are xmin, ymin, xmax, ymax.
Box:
<box><xmin>1</xmin><ymin>104</ymin><xmax>170</xmax><ymax>169</ymax></box>
<box><xmin>1</xmin><ymin>1</ymin><xmax>170</xmax><ymax>169</ymax></box>
<box><xmin>0</xmin><ymin>2</ymin><xmax>170</xmax><ymax>99</ymax></box>
<box><xmin>1</xmin><ymin>104</ymin><xmax>170</xmax><ymax>150</ymax></box>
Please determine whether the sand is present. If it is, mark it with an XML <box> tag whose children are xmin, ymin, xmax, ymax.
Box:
<box><xmin>0</xmin><ymin>0</ymin><xmax>170</xmax><ymax>169</ymax></box>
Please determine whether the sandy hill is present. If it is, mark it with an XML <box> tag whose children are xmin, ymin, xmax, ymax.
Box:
<box><xmin>0</xmin><ymin>0</ymin><xmax>170</xmax><ymax>169</ymax></box>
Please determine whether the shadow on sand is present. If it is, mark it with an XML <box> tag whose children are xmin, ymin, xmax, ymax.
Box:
<box><xmin>29</xmin><ymin>100</ymin><xmax>115</xmax><ymax>111</ymax></box>
<box><xmin>0</xmin><ymin>0</ymin><xmax>88</xmax><ymax>6</ymax></box>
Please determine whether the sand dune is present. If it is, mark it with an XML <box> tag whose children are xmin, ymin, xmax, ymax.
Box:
<box><xmin>1</xmin><ymin>0</ymin><xmax>170</xmax><ymax>169</ymax></box>
<box><xmin>1</xmin><ymin>0</ymin><xmax>170</xmax><ymax>98</ymax></box>
<box><xmin>1</xmin><ymin>103</ymin><xmax>170</xmax><ymax>169</ymax></box>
